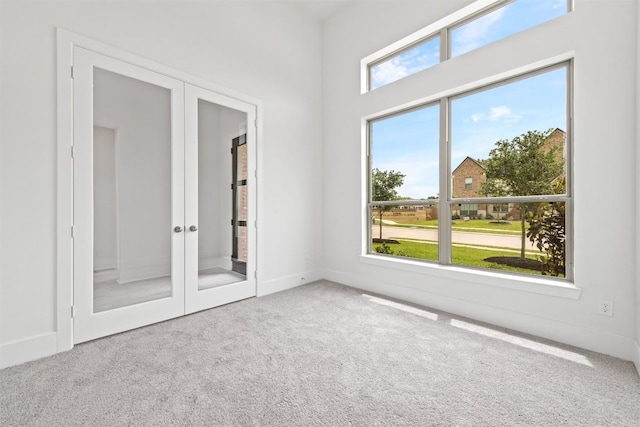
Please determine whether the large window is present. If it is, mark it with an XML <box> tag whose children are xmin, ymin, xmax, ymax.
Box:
<box><xmin>366</xmin><ymin>0</ymin><xmax>570</xmax><ymax>91</ymax></box>
<box><xmin>368</xmin><ymin>63</ymin><xmax>571</xmax><ymax>279</ymax></box>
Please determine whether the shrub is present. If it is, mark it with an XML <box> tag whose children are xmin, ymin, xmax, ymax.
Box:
<box><xmin>526</xmin><ymin>177</ymin><xmax>566</xmax><ymax>276</ymax></box>
<box><xmin>374</xmin><ymin>243</ymin><xmax>394</xmax><ymax>255</ymax></box>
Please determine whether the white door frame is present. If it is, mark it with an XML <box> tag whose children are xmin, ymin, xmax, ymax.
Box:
<box><xmin>56</xmin><ymin>29</ymin><xmax>264</xmax><ymax>352</ymax></box>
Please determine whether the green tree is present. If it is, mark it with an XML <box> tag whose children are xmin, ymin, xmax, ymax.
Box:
<box><xmin>372</xmin><ymin>168</ymin><xmax>405</xmax><ymax>240</ymax></box>
<box><xmin>527</xmin><ymin>176</ymin><xmax>566</xmax><ymax>276</ymax></box>
<box><xmin>479</xmin><ymin>129</ymin><xmax>563</xmax><ymax>259</ymax></box>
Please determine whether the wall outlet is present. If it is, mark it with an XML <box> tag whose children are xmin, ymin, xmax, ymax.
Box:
<box><xmin>598</xmin><ymin>300</ymin><xmax>613</xmax><ymax>317</ymax></box>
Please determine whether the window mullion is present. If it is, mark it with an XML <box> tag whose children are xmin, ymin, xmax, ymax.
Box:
<box><xmin>440</xmin><ymin>27</ymin><xmax>448</xmax><ymax>63</ymax></box>
<box><xmin>438</xmin><ymin>97</ymin><xmax>451</xmax><ymax>265</ymax></box>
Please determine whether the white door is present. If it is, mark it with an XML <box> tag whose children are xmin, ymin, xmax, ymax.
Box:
<box><xmin>184</xmin><ymin>84</ymin><xmax>257</xmax><ymax>314</ymax></box>
<box><xmin>73</xmin><ymin>47</ymin><xmax>185</xmax><ymax>343</ymax></box>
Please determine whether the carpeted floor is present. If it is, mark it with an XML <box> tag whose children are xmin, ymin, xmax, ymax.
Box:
<box><xmin>1</xmin><ymin>280</ymin><xmax>639</xmax><ymax>426</ymax></box>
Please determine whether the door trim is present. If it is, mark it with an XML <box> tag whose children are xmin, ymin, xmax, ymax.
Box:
<box><xmin>56</xmin><ymin>28</ymin><xmax>264</xmax><ymax>352</ymax></box>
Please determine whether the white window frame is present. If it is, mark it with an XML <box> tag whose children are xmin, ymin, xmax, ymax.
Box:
<box><xmin>361</xmin><ymin>0</ymin><xmax>574</xmax><ymax>93</ymax></box>
<box><xmin>363</xmin><ymin>58</ymin><xmax>576</xmax><ymax>298</ymax></box>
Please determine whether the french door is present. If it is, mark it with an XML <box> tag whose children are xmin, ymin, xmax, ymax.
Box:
<box><xmin>73</xmin><ymin>48</ymin><xmax>256</xmax><ymax>343</ymax></box>
<box><xmin>183</xmin><ymin>85</ymin><xmax>256</xmax><ymax>314</ymax></box>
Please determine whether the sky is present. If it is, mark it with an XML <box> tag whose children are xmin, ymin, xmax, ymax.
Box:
<box><xmin>371</xmin><ymin>0</ymin><xmax>568</xmax><ymax>200</ymax></box>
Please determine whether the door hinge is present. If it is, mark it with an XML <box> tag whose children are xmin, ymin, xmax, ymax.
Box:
<box><xmin>71</xmin><ymin>306</ymin><xmax>75</xmax><ymax>318</ymax></box>
<box><xmin>254</xmin><ymin>119</ymin><xmax>258</xmax><ymax>128</ymax></box>
<box><xmin>71</xmin><ymin>225</ymin><xmax>75</xmax><ymax>238</ymax></box>
<box><xmin>71</xmin><ymin>146</ymin><xmax>76</xmax><ymax>159</ymax></box>
<box><xmin>254</xmin><ymin>271</ymin><xmax>257</xmax><ymax>279</ymax></box>
<box><xmin>254</xmin><ymin>170</ymin><xmax>257</xmax><ymax>178</ymax></box>
<box><xmin>71</xmin><ymin>66</ymin><xmax>74</xmax><ymax>79</ymax></box>
<box><xmin>254</xmin><ymin>220</ymin><xmax>257</xmax><ymax>228</ymax></box>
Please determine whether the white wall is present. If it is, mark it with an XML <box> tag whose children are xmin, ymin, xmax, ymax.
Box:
<box><xmin>635</xmin><ymin>0</ymin><xmax>640</xmax><ymax>371</ymax></box>
<box><xmin>323</xmin><ymin>0</ymin><xmax>639</xmax><ymax>360</ymax></box>
<box><xmin>0</xmin><ymin>0</ymin><xmax>323</xmax><ymax>365</ymax></box>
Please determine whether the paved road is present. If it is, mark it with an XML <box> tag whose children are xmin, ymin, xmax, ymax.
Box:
<box><xmin>373</xmin><ymin>225</ymin><xmax>536</xmax><ymax>251</ymax></box>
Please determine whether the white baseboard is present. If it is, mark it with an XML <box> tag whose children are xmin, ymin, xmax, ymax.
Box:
<box><xmin>323</xmin><ymin>268</ymin><xmax>635</xmax><ymax>361</ymax></box>
<box><xmin>633</xmin><ymin>340</ymin><xmax>640</xmax><ymax>377</ymax></box>
<box><xmin>258</xmin><ymin>269</ymin><xmax>322</xmax><ymax>297</ymax></box>
<box><xmin>0</xmin><ymin>332</ymin><xmax>58</xmax><ymax>369</ymax></box>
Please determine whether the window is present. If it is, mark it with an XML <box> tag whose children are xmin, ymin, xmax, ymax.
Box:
<box><xmin>364</xmin><ymin>0</ymin><xmax>570</xmax><ymax>91</ymax></box>
<box><xmin>370</xmin><ymin>36</ymin><xmax>440</xmax><ymax>90</ymax></box>
<box><xmin>370</xmin><ymin>104</ymin><xmax>440</xmax><ymax>262</ymax></box>
<box><xmin>464</xmin><ymin>177</ymin><xmax>473</xmax><ymax>190</ymax></box>
<box><xmin>367</xmin><ymin>63</ymin><xmax>571</xmax><ymax>279</ymax></box>
<box><xmin>450</xmin><ymin>0</ymin><xmax>568</xmax><ymax>58</ymax></box>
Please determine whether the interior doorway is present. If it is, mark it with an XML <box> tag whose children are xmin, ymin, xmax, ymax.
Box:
<box><xmin>72</xmin><ymin>46</ymin><xmax>257</xmax><ymax>343</ymax></box>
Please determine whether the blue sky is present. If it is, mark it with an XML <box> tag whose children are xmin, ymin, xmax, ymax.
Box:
<box><xmin>371</xmin><ymin>0</ymin><xmax>567</xmax><ymax>200</ymax></box>
<box><xmin>371</xmin><ymin>0</ymin><xmax>566</xmax><ymax>89</ymax></box>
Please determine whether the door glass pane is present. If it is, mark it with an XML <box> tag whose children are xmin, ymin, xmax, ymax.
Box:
<box><xmin>197</xmin><ymin>99</ymin><xmax>247</xmax><ymax>290</ymax></box>
<box><xmin>92</xmin><ymin>67</ymin><xmax>172</xmax><ymax>312</ymax></box>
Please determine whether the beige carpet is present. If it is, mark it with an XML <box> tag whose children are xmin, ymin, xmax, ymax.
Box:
<box><xmin>1</xmin><ymin>280</ymin><xmax>639</xmax><ymax>426</ymax></box>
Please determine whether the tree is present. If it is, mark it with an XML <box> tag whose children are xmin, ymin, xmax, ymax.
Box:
<box><xmin>527</xmin><ymin>176</ymin><xmax>566</xmax><ymax>276</ymax></box>
<box><xmin>479</xmin><ymin>129</ymin><xmax>563</xmax><ymax>259</ymax></box>
<box><xmin>372</xmin><ymin>168</ymin><xmax>405</xmax><ymax>240</ymax></box>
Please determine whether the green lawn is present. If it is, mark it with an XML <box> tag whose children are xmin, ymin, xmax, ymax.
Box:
<box><xmin>372</xmin><ymin>239</ymin><xmax>543</xmax><ymax>275</ymax></box>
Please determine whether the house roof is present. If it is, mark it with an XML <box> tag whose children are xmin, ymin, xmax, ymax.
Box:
<box><xmin>451</xmin><ymin>156</ymin><xmax>485</xmax><ymax>176</ymax></box>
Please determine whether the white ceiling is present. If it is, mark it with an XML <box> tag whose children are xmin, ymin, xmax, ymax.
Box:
<box><xmin>286</xmin><ymin>0</ymin><xmax>354</xmax><ymax>22</ymax></box>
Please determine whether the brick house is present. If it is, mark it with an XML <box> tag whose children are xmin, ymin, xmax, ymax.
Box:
<box><xmin>451</xmin><ymin>128</ymin><xmax>565</xmax><ymax>219</ymax></box>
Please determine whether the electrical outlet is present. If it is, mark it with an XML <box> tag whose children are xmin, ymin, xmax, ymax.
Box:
<box><xmin>598</xmin><ymin>300</ymin><xmax>613</xmax><ymax>317</ymax></box>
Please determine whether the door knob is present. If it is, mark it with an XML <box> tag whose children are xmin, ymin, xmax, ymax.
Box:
<box><xmin>174</xmin><ymin>226</ymin><xmax>183</xmax><ymax>233</ymax></box>
<box><xmin>189</xmin><ymin>225</ymin><xmax>198</xmax><ymax>232</ymax></box>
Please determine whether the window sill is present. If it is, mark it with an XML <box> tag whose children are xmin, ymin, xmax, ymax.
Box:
<box><xmin>360</xmin><ymin>254</ymin><xmax>581</xmax><ymax>300</ymax></box>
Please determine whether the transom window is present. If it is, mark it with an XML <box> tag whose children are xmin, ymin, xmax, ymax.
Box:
<box><xmin>368</xmin><ymin>63</ymin><xmax>571</xmax><ymax>279</ymax></box>
<box><xmin>365</xmin><ymin>0</ymin><xmax>570</xmax><ymax>91</ymax></box>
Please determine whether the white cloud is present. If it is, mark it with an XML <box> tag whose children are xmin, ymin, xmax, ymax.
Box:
<box><xmin>371</xmin><ymin>59</ymin><xmax>408</xmax><ymax>88</ymax></box>
<box><xmin>371</xmin><ymin>40</ymin><xmax>439</xmax><ymax>88</ymax></box>
<box><xmin>451</xmin><ymin>6</ymin><xmax>506</xmax><ymax>56</ymax></box>
<box><xmin>489</xmin><ymin>106</ymin><xmax>520</xmax><ymax>121</ymax></box>
<box><xmin>471</xmin><ymin>106</ymin><xmax>522</xmax><ymax>123</ymax></box>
